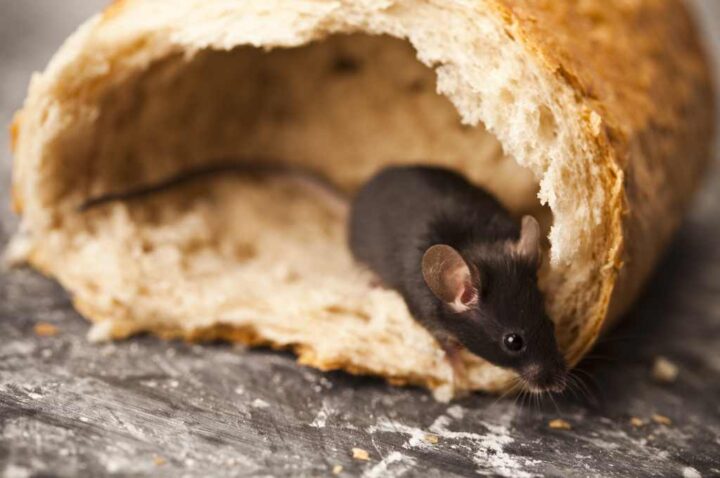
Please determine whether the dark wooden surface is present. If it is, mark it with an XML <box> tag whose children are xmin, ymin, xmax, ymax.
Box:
<box><xmin>1</xmin><ymin>2</ymin><xmax>719</xmax><ymax>477</ymax></box>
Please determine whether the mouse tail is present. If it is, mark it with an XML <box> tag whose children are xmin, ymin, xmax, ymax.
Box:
<box><xmin>282</xmin><ymin>169</ymin><xmax>350</xmax><ymax>218</ymax></box>
<box><xmin>76</xmin><ymin>158</ymin><xmax>351</xmax><ymax>217</ymax></box>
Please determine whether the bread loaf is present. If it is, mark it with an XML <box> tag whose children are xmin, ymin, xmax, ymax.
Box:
<box><xmin>9</xmin><ymin>0</ymin><xmax>714</xmax><ymax>400</ymax></box>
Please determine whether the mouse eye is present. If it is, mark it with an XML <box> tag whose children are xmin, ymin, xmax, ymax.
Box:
<box><xmin>503</xmin><ymin>333</ymin><xmax>524</xmax><ymax>352</ymax></box>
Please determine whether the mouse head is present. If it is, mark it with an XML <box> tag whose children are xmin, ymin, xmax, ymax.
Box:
<box><xmin>422</xmin><ymin>216</ymin><xmax>567</xmax><ymax>393</ymax></box>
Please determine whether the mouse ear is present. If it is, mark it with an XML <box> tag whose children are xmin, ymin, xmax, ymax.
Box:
<box><xmin>514</xmin><ymin>215</ymin><xmax>542</xmax><ymax>265</ymax></box>
<box><xmin>422</xmin><ymin>245</ymin><xmax>478</xmax><ymax>312</ymax></box>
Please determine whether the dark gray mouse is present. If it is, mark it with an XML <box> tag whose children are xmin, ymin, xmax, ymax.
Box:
<box><xmin>349</xmin><ymin>165</ymin><xmax>567</xmax><ymax>393</ymax></box>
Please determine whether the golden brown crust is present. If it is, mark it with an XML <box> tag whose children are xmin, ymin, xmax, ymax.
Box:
<box><xmin>491</xmin><ymin>0</ymin><xmax>715</xmax><ymax>362</ymax></box>
<box><xmin>493</xmin><ymin>0</ymin><xmax>712</xmax><ymax>134</ymax></box>
<box><xmin>101</xmin><ymin>0</ymin><xmax>131</xmax><ymax>23</ymax></box>
<box><xmin>9</xmin><ymin>113</ymin><xmax>21</xmax><ymax>154</ymax></box>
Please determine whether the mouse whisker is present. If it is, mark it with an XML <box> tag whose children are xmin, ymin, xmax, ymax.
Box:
<box><xmin>572</xmin><ymin>369</ymin><xmax>602</xmax><ymax>398</ymax></box>
<box><xmin>571</xmin><ymin>368</ymin><xmax>605</xmax><ymax>405</ymax></box>
<box><xmin>528</xmin><ymin>389</ymin><xmax>537</xmax><ymax>411</ymax></box>
<box><xmin>572</xmin><ymin>367</ymin><xmax>601</xmax><ymax>385</ymax></box>
<box><xmin>492</xmin><ymin>378</ymin><xmax>523</xmax><ymax>406</ymax></box>
<box><xmin>523</xmin><ymin>389</ymin><xmax>531</xmax><ymax>410</ymax></box>
<box><xmin>568</xmin><ymin>373</ymin><xmax>596</xmax><ymax>405</ymax></box>
<box><xmin>516</xmin><ymin>388</ymin><xmax>528</xmax><ymax>409</ymax></box>
<box><xmin>505</xmin><ymin>379</ymin><xmax>525</xmax><ymax>408</ymax></box>
<box><xmin>564</xmin><ymin>377</ymin><xmax>583</xmax><ymax>402</ymax></box>
<box><xmin>541</xmin><ymin>389</ymin><xmax>549</xmax><ymax>410</ymax></box>
<box><xmin>547</xmin><ymin>390</ymin><xmax>562</xmax><ymax>415</ymax></box>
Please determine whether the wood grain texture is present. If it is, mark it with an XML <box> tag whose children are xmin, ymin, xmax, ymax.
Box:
<box><xmin>1</xmin><ymin>1</ymin><xmax>719</xmax><ymax>477</ymax></box>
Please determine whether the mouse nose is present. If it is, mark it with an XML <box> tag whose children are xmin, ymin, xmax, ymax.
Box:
<box><xmin>523</xmin><ymin>360</ymin><xmax>567</xmax><ymax>393</ymax></box>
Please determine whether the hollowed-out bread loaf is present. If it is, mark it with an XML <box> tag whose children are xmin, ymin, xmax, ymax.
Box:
<box><xmin>8</xmin><ymin>0</ymin><xmax>714</xmax><ymax>400</ymax></box>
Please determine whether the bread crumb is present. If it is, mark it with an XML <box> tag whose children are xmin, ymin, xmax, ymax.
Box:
<box><xmin>548</xmin><ymin>419</ymin><xmax>572</xmax><ymax>430</ymax></box>
<box><xmin>154</xmin><ymin>456</ymin><xmax>166</xmax><ymax>466</ymax></box>
<box><xmin>333</xmin><ymin>465</ymin><xmax>343</xmax><ymax>474</ymax></box>
<box><xmin>652</xmin><ymin>414</ymin><xmax>672</xmax><ymax>426</ymax></box>
<box><xmin>34</xmin><ymin>323</ymin><xmax>59</xmax><ymax>337</ymax></box>
<box><xmin>630</xmin><ymin>417</ymin><xmax>645</xmax><ymax>427</ymax></box>
<box><xmin>682</xmin><ymin>466</ymin><xmax>702</xmax><ymax>478</ymax></box>
<box><xmin>352</xmin><ymin>448</ymin><xmax>370</xmax><ymax>461</ymax></box>
<box><xmin>652</xmin><ymin>357</ymin><xmax>678</xmax><ymax>383</ymax></box>
<box><xmin>87</xmin><ymin>321</ymin><xmax>114</xmax><ymax>343</ymax></box>
<box><xmin>424</xmin><ymin>434</ymin><xmax>439</xmax><ymax>444</ymax></box>
<box><xmin>2</xmin><ymin>233</ymin><xmax>32</xmax><ymax>267</ymax></box>
<box><xmin>432</xmin><ymin>384</ymin><xmax>454</xmax><ymax>403</ymax></box>
<box><xmin>251</xmin><ymin>398</ymin><xmax>270</xmax><ymax>409</ymax></box>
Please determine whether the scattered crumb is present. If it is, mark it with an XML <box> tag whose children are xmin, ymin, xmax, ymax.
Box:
<box><xmin>652</xmin><ymin>414</ymin><xmax>672</xmax><ymax>426</ymax></box>
<box><xmin>333</xmin><ymin>464</ymin><xmax>343</xmax><ymax>475</ymax></box>
<box><xmin>423</xmin><ymin>434</ymin><xmax>439</xmax><ymax>444</ymax></box>
<box><xmin>446</xmin><ymin>405</ymin><xmax>465</xmax><ymax>420</ymax></box>
<box><xmin>630</xmin><ymin>417</ymin><xmax>645</xmax><ymax>428</ymax></box>
<box><xmin>251</xmin><ymin>398</ymin><xmax>270</xmax><ymax>409</ymax></box>
<box><xmin>682</xmin><ymin>466</ymin><xmax>702</xmax><ymax>478</ymax></box>
<box><xmin>154</xmin><ymin>456</ymin><xmax>166</xmax><ymax>466</ymax></box>
<box><xmin>34</xmin><ymin>322</ymin><xmax>59</xmax><ymax>337</ymax></box>
<box><xmin>352</xmin><ymin>448</ymin><xmax>370</xmax><ymax>461</ymax></box>
<box><xmin>2</xmin><ymin>234</ymin><xmax>32</xmax><ymax>268</ymax></box>
<box><xmin>432</xmin><ymin>384</ymin><xmax>454</xmax><ymax>403</ymax></box>
<box><xmin>548</xmin><ymin>419</ymin><xmax>572</xmax><ymax>430</ymax></box>
<box><xmin>652</xmin><ymin>357</ymin><xmax>679</xmax><ymax>383</ymax></box>
<box><xmin>87</xmin><ymin>321</ymin><xmax>115</xmax><ymax>343</ymax></box>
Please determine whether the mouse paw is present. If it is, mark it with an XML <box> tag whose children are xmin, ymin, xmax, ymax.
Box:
<box><xmin>442</xmin><ymin>341</ymin><xmax>471</xmax><ymax>394</ymax></box>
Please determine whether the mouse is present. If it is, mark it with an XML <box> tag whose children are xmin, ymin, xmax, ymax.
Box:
<box><xmin>348</xmin><ymin>165</ymin><xmax>567</xmax><ymax>393</ymax></box>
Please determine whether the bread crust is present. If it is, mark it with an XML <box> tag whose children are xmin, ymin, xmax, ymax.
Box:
<box><xmin>489</xmin><ymin>0</ymin><xmax>715</xmax><ymax>362</ymax></box>
<box><xmin>9</xmin><ymin>0</ymin><xmax>714</xmax><ymax>397</ymax></box>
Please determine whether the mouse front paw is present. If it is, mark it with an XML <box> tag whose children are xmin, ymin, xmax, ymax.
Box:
<box><xmin>441</xmin><ymin>341</ymin><xmax>472</xmax><ymax>395</ymax></box>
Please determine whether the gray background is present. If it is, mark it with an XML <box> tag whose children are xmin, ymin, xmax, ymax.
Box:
<box><xmin>1</xmin><ymin>1</ymin><xmax>719</xmax><ymax>477</ymax></box>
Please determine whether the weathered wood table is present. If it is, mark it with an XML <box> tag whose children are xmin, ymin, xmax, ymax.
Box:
<box><xmin>1</xmin><ymin>2</ymin><xmax>719</xmax><ymax>477</ymax></box>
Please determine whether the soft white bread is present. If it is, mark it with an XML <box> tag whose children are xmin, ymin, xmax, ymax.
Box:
<box><xmin>9</xmin><ymin>0</ymin><xmax>714</xmax><ymax>399</ymax></box>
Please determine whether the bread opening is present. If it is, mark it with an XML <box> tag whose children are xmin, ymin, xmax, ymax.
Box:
<box><xmin>52</xmin><ymin>36</ymin><xmax>548</xmax><ymax>291</ymax></box>
<box><xmin>58</xmin><ymin>35</ymin><xmax>542</xmax><ymax>213</ymax></box>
